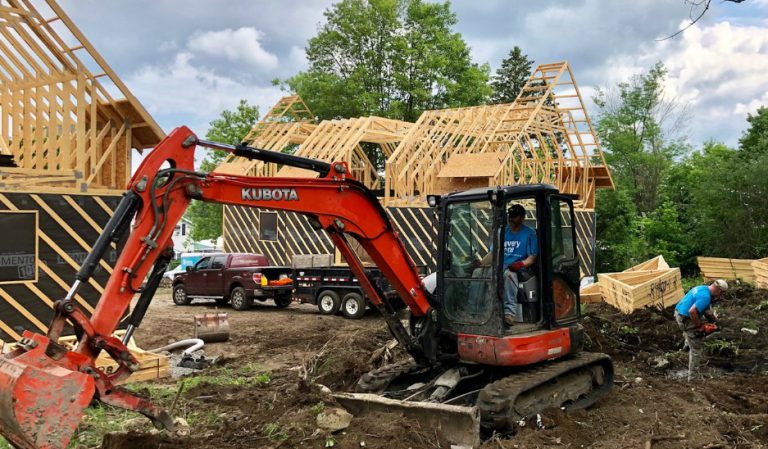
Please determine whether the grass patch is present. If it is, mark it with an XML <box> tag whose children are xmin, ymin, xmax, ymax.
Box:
<box><xmin>0</xmin><ymin>364</ymin><xmax>272</xmax><ymax>448</ymax></box>
<box><xmin>262</xmin><ymin>422</ymin><xmax>288</xmax><ymax>441</ymax></box>
<box><xmin>181</xmin><ymin>363</ymin><xmax>270</xmax><ymax>390</ymax></box>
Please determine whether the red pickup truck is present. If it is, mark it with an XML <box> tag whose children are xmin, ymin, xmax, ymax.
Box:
<box><xmin>171</xmin><ymin>253</ymin><xmax>293</xmax><ymax>310</ymax></box>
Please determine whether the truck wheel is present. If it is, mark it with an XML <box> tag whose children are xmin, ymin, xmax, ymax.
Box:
<box><xmin>172</xmin><ymin>284</ymin><xmax>192</xmax><ymax>306</ymax></box>
<box><xmin>341</xmin><ymin>292</ymin><xmax>366</xmax><ymax>319</ymax></box>
<box><xmin>274</xmin><ymin>295</ymin><xmax>292</xmax><ymax>308</ymax></box>
<box><xmin>230</xmin><ymin>286</ymin><xmax>252</xmax><ymax>311</ymax></box>
<box><xmin>317</xmin><ymin>290</ymin><xmax>341</xmax><ymax>315</ymax></box>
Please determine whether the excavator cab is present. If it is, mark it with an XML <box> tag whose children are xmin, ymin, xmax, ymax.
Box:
<box><xmin>433</xmin><ymin>184</ymin><xmax>582</xmax><ymax>352</ymax></box>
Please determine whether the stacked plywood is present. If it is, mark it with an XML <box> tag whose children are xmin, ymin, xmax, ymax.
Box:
<box><xmin>697</xmin><ymin>257</ymin><xmax>756</xmax><ymax>284</ymax></box>
<box><xmin>752</xmin><ymin>258</ymin><xmax>768</xmax><ymax>289</ymax></box>
<box><xmin>579</xmin><ymin>255</ymin><xmax>671</xmax><ymax>304</ymax></box>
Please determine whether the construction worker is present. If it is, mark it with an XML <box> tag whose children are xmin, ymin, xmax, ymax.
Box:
<box><xmin>674</xmin><ymin>279</ymin><xmax>728</xmax><ymax>381</ymax></box>
<box><xmin>474</xmin><ymin>205</ymin><xmax>538</xmax><ymax>326</ymax></box>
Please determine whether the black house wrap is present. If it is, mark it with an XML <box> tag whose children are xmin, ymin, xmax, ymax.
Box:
<box><xmin>0</xmin><ymin>191</ymin><xmax>122</xmax><ymax>342</ymax></box>
<box><xmin>223</xmin><ymin>204</ymin><xmax>597</xmax><ymax>278</ymax></box>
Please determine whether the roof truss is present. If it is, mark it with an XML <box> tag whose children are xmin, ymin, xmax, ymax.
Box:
<box><xmin>385</xmin><ymin>61</ymin><xmax>613</xmax><ymax>208</ymax></box>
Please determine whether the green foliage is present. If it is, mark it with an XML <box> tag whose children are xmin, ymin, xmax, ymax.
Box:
<box><xmin>681</xmin><ymin>276</ymin><xmax>704</xmax><ymax>293</ymax></box>
<box><xmin>489</xmin><ymin>46</ymin><xmax>533</xmax><ymax>104</ymax></box>
<box><xmin>592</xmin><ymin>63</ymin><xmax>768</xmax><ymax>275</ymax></box>
<box><xmin>619</xmin><ymin>325</ymin><xmax>639</xmax><ymax>336</ymax></box>
<box><xmin>262</xmin><ymin>423</ymin><xmax>289</xmax><ymax>441</ymax></box>
<box><xmin>286</xmin><ymin>0</ymin><xmax>491</xmax><ymax>170</ymax></box>
<box><xmin>594</xmin><ymin>62</ymin><xmax>687</xmax><ymax>214</ymax></box>
<box><xmin>186</xmin><ymin>100</ymin><xmax>259</xmax><ymax>241</ymax></box>
<box><xmin>311</xmin><ymin>401</ymin><xmax>326</xmax><ymax>415</ymax></box>
<box><xmin>181</xmin><ymin>364</ymin><xmax>270</xmax><ymax>390</ymax></box>
<box><xmin>595</xmin><ymin>188</ymin><xmax>642</xmax><ymax>272</ymax></box>
<box><xmin>638</xmin><ymin>200</ymin><xmax>691</xmax><ymax>267</ymax></box>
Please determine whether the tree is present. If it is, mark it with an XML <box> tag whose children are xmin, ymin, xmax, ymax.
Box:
<box><xmin>593</xmin><ymin>62</ymin><xmax>688</xmax><ymax>214</ymax></box>
<box><xmin>186</xmin><ymin>100</ymin><xmax>260</xmax><ymax>242</ymax></box>
<box><xmin>489</xmin><ymin>46</ymin><xmax>533</xmax><ymax>104</ymax></box>
<box><xmin>287</xmin><ymin>0</ymin><xmax>491</xmax><ymax>123</ymax></box>
<box><xmin>595</xmin><ymin>189</ymin><xmax>642</xmax><ymax>272</ymax></box>
<box><xmin>660</xmin><ymin>0</ymin><xmax>747</xmax><ymax>40</ymax></box>
<box><xmin>738</xmin><ymin>106</ymin><xmax>768</xmax><ymax>154</ymax></box>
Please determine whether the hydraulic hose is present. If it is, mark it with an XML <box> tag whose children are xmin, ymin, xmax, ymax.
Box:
<box><xmin>148</xmin><ymin>338</ymin><xmax>204</xmax><ymax>355</ymax></box>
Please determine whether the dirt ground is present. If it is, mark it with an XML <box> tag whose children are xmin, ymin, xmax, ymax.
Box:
<box><xmin>102</xmin><ymin>285</ymin><xmax>768</xmax><ymax>449</ymax></box>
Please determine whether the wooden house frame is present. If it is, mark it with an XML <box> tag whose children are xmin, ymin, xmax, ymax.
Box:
<box><xmin>0</xmin><ymin>0</ymin><xmax>163</xmax><ymax>191</ymax></box>
<box><xmin>0</xmin><ymin>0</ymin><xmax>163</xmax><ymax>343</ymax></box>
<box><xmin>276</xmin><ymin>116</ymin><xmax>412</xmax><ymax>190</ymax></box>
<box><xmin>385</xmin><ymin>61</ymin><xmax>613</xmax><ymax>209</ymax></box>
<box><xmin>216</xmin><ymin>95</ymin><xmax>316</xmax><ymax>177</ymax></box>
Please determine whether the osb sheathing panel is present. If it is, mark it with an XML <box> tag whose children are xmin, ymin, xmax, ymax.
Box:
<box><xmin>437</xmin><ymin>152</ymin><xmax>505</xmax><ymax>178</ymax></box>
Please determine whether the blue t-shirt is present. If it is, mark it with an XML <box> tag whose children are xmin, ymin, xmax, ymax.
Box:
<box><xmin>503</xmin><ymin>225</ymin><xmax>537</xmax><ymax>266</ymax></box>
<box><xmin>675</xmin><ymin>285</ymin><xmax>711</xmax><ymax>317</ymax></box>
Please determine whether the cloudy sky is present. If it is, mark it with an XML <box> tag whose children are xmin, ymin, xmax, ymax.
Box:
<box><xmin>55</xmin><ymin>0</ymin><xmax>768</xmax><ymax>159</ymax></box>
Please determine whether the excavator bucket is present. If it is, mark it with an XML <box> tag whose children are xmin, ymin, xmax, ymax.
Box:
<box><xmin>193</xmin><ymin>312</ymin><xmax>230</xmax><ymax>343</ymax></box>
<box><xmin>0</xmin><ymin>333</ymin><xmax>96</xmax><ymax>449</ymax></box>
<box><xmin>333</xmin><ymin>393</ymin><xmax>481</xmax><ymax>448</ymax></box>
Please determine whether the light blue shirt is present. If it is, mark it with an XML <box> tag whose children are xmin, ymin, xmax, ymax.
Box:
<box><xmin>675</xmin><ymin>285</ymin><xmax>711</xmax><ymax>317</ymax></box>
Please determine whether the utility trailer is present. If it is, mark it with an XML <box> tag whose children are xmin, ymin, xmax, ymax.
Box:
<box><xmin>292</xmin><ymin>266</ymin><xmax>393</xmax><ymax>319</ymax></box>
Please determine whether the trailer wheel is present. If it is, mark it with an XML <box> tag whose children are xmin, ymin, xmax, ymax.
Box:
<box><xmin>172</xmin><ymin>284</ymin><xmax>192</xmax><ymax>306</ymax></box>
<box><xmin>274</xmin><ymin>294</ymin><xmax>292</xmax><ymax>308</ymax></box>
<box><xmin>317</xmin><ymin>290</ymin><xmax>341</xmax><ymax>315</ymax></box>
<box><xmin>341</xmin><ymin>292</ymin><xmax>366</xmax><ymax>319</ymax></box>
<box><xmin>230</xmin><ymin>286</ymin><xmax>252</xmax><ymax>311</ymax></box>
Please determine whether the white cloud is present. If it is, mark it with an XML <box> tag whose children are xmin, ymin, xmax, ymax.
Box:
<box><xmin>188</xmin><ymin>27</ymin><xmax>279</xmax><ymax>71</ymax></box>
<box><xmin>128</xmin><ymin>52</ymin><xmax>283</xmax><ymax>134</ymax></box>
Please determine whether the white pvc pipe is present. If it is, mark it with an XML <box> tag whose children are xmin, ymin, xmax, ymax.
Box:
<box><xmin>149</xmin><ymin>338</ymin><xmax>204</xmax><ymax>355</ymax></box>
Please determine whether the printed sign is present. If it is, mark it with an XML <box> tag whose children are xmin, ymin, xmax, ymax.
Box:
<box><xmin>0</xmin><ymin>211</ymin><xmax>37</xmax><ymax>284</ymax></box>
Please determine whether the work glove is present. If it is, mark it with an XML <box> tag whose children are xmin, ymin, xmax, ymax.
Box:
<box><xmin>507</xmin><ymin>261</ymin><xmax>525</xmax><ymax>271</ymax></box>
<box><xmin>698</xmin><ymin>323</ymin><xmax>718</xmax><ymax>335</ymax></box>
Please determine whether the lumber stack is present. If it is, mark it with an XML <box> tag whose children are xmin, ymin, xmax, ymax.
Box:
<box><xmin>697</xmin><ymin>257</ymin><xmax>756</xmax><ymax>283</ymax></box>
<box><xmin>58</xmin><ymin>333</ymin><xmax>170</xmax><ymax>384</ymax></box>
<box><xmin>579</xmin><ymin>255</ymin><xmax>671</xmax><ymax>304</ymax></box>
<box><xmin>580</xmin><ymin>282</ymin><xmax>602</xmax><ymax>303</ymax></box>
<box><xmin>753</xmin><ymin>258</ymin><xmax>768</xmax><ymax>289</ymax></box>
<box><xmin>599</xmin><ymin>268</ymin><xmax>684</xmax><ymax>314</ymax></box>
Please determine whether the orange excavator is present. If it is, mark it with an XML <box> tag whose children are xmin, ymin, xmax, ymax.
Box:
<box><xmin>0</xmin><ymin>126</ymin><xmax>612</xmax><ymax>449</ymax></box>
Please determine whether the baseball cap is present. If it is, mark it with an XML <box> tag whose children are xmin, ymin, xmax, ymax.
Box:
<box><xmin>507</xmin><ymin>204</ymin><xmax>525</xmax><ymax>217</ymax></box>
<box><xmin>713</xmin><ymin>279</ymin><xmax>729</xmax><ymax>291</ymax></box>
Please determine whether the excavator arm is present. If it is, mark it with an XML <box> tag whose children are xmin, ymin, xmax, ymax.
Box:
<box><xmin>0</xmin><ymin>126</ymin><xmax>437</xmax><ymax>449</ymax></box>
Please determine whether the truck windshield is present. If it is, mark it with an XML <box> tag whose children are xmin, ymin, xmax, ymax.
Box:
<box><xmin>442</xmin><ymin>200</ymin><xmax>494</xmax><ymax>324</ymax></box>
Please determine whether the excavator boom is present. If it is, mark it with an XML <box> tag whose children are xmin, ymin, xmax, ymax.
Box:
<box><xmin>0</xmin><ymin>126</ymin><xmax>439</xmax><ymax>449</ymax></box>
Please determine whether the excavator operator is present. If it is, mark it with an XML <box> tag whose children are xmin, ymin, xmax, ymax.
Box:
<box><xmin>472</xmin><ymin>204</ymin><xmax>538</xmax><ymax>326</ymax></box>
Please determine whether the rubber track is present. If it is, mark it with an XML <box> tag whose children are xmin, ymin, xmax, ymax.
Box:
<box><xmin>355</xmin><ymin>359</ymin><xmax>422</xmax><ymax>393</ymax></box>
<box><xmin>477</xmin><ymin>352</ymin><xmax>613</xmax><ymax>431</ymax></box>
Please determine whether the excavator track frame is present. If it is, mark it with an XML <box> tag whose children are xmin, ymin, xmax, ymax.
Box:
<box><xmin>477</xmin><ymin>352</ymin><xmax>614</xmax><ymax>431</ymax></box>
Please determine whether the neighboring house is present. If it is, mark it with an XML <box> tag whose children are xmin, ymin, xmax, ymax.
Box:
<box><xmin>172</xmin><ymin>217</ymin><xmax>194</xmax><ymax>255</ymax></box>
<box><xmin>171</xmin><ymin>217</ymin><xmax>223</xmax><ymax>257</ymax></box>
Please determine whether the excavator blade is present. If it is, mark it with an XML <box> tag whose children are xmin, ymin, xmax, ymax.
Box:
<box><xmin>333</xmin><ymin>392</ymin><xmax>481</xmax><ymax>448</ymax></box>
<box><xmin>0</xmin><ymin>333</ymin><xmax>95</xmax><ymax>449</ymax></box>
